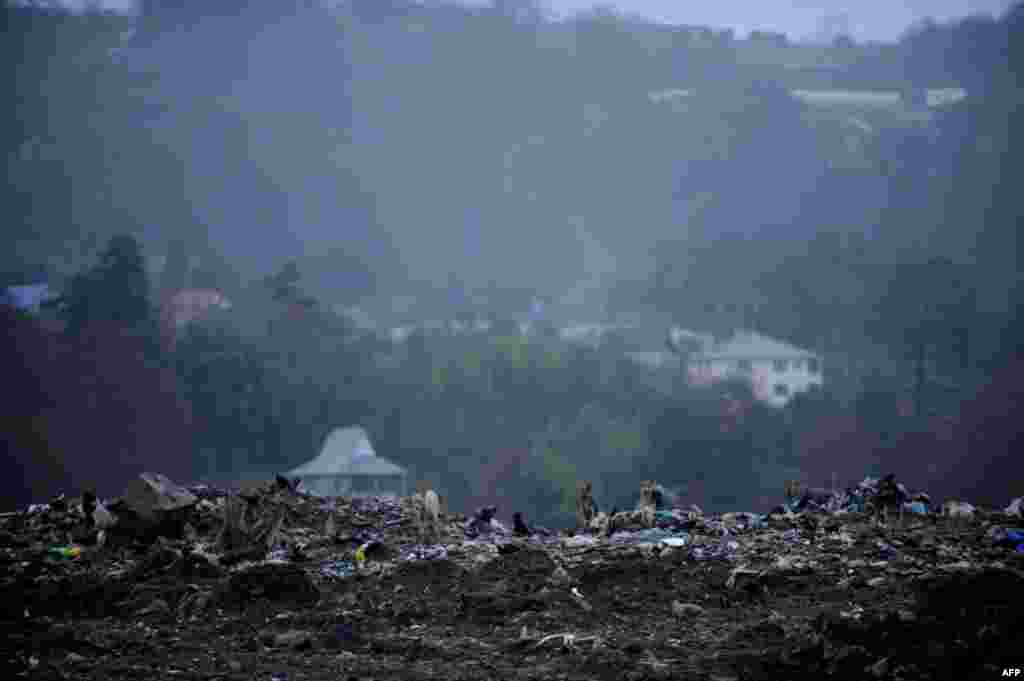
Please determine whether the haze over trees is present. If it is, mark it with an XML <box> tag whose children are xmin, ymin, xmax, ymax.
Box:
<box><xmin>3</xmin><ymin>0</ymin><xmax>1022</xmax><ymax>521</ymax></box>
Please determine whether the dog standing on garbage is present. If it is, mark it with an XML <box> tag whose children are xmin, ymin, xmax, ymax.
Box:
<box><xmin>942</xmin><ymin>499</ymin><xmax>974</xmax><ymax>531</ymax></box>
<box><xmin>638</xmin><ymin>480</ymin><xmax>658</xmax><ymax>529</ymax></box>
<box><xmin>414</xmin><ymin>482</ymin><xmax>441</xmax><ymax>544</ymax></box>
<box><xmin>576</xmin><ymin>481</ymin><xmax>596</xmax><ymax>530</ymax></box>
<box><xmin>783</xmin><ymin>480</ymin><xmax>801</xmax><ymax>508</ymax></box>
<box><xmin>873</xmin><ymin>474</ymin><xmax>908</xmax><ymax>527</ymax></box>
<box><xmin>784</xmin><ymin>480</ymin><xmax>835</xmax><ymax>512</ymax></box>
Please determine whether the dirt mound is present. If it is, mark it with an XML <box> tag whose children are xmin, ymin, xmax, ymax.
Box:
<box><xmin>9</xmin><ymin>572</ymin><xmax>134</xmax><ymax>619</ymax></box>
<box><xmin>750</xmin><ymin>568</ymin><xmax>1024</xmax><ymax>681</ymax></box>
<box><xmin>472</xmin><ymin>547</ymin><xmax>556</xmax><ymax>593</ymax></box>
<box><xmin>216</xmin><ymin>563</ymin><xmax>320</xmax><ymax>610</ymax></box>
<box><xmin>389</xmin><ymin>556</ymin><xmax>467</xmax><ymax>590</ymax></box>
<box><xmin>6</xmin><ymin>481</ymin><xmax>1024</xmax><ymax>680</ymax></box>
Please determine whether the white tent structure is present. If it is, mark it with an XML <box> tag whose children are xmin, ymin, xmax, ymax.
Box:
<box><xmin>285</xmin><ymin>426</ymin><xmax>407</xmax><ymax>498</ymax></box>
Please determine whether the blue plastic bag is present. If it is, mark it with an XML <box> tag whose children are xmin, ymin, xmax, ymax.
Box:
<box><xmin>992</xmin><ymin>529</ymin><xmax>1024</xmax><ymax>551</ymax></box>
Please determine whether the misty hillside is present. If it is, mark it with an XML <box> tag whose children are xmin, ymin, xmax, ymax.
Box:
<box><xmin>3</xmin><ymin>0</ymin><xmax>1023</xmax><ymax>523</ymax></box>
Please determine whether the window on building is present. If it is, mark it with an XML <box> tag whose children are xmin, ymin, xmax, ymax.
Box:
<box><xmin>774</xmin><ymin>383</ymin><xmax>790</xmax><ymax>397</ymax></box>
<box><xmin>773</xmin><ymin>359</ymin><xmax>788</xmax><ymax>372</ymax></box>
<box><xmin>791</xmin><ymin>358</ymin><xmax>804</xmax><ymax>370</ymax></box>
<box><xmin>737</xmin><ymin>359</ymin><xmax>752</xmax><ymax>371</ymax></box>
<box><xmin>807</xmin><ymin>357</ymin><xmax>821</xmax><ymax>374</ymax></box>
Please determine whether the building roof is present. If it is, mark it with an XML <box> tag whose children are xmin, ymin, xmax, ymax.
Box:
<box><xmin>285</xmin><ymin>426</ymin><xmax>406</xmax><ymax>478</ymax></box>
<box><xmin>691</xmin><ymin>330</ymin><xmax>818</xmax><ymax>361</ymax></box>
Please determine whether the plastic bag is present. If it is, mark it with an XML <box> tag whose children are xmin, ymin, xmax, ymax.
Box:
<box><xmin>48</xmin><ymin>546</ymin><xmax>82</xmax><ymax>559</ymax></box>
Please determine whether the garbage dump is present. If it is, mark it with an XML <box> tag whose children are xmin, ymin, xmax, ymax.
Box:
<box><xmin>2</xmin><ymin>471</ymin><xmax>1022</xmax><ymax>681</ymax></box>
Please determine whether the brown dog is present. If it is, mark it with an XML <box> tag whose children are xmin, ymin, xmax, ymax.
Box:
<box><xmin>414</xmin><ymin>481</ymin><xmax>442</xmax><ymax>544</ymax></box>
<box><xmin>784</xmin><ymin>479</ymin><xmax>802</xmax><ymax>503</ymax></box>
<box><xmin>638</xmin><ymin>480</ymin><xmax>658</xmax><ymax>528</ymax></box>
<box><xmin>576</xmin><ymin>480</ymin><xmax>596</xmax><ymax>530</ymax></box>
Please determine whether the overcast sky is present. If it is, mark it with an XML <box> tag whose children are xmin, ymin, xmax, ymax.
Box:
<box><xmin>90</xmin><ymin>0</ymin><xmax>1013</xmax><ymax>42</ymax></box>
<box><xmin>547</xmin><ymin>0</ymin><xmax>1013</xmax><ymax>41</ymax></box>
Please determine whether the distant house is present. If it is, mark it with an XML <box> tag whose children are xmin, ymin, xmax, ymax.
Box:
<box><xmin>285</xmin><ymin>426</ymin><xmax>407</xmax><ymax>498</ymax></box>
<box><xmin>683</xmin><ymin>330</ymin><xmax>823</xmax><ymax>407</ymax></box>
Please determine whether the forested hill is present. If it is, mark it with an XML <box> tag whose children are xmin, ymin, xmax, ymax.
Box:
<box><xmin>4</xmin><ymin>1</ymin><xmax>1023</xmax><ymax>521</ymax></box>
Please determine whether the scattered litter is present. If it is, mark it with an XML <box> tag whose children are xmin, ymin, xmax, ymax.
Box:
<box><xmin>399</xmin><ymin>544</ymin><xmax>449</xmax><ymax>561</ymax></box>
<box><xmin>319</xmin><ymin>559</ymin><xmax>355</xmax><ymax>579</ymax></box>
<box><xmin>562</xmin><ymin>534</ymin><xmax>598</xmax><ymax>548</ymax></box>
<box><xmin>992</xmin><ymin>528</ymin><xmax>1024</xmax><ymax>552</ymax></box>
<box><xmin>672</xmin><ymin>601</ymin><xmax>706</xmax><ymax>618</ymax></box>
<box><xmin>943</xmin><ymin>500</ymin><xmax>976</xmax><ymax>518</ymax></box>
<box><xmin>690</xmin><ymin>538</ymin><xmax>739</xmax><ymax>562</ymax></box>
<box><xmin>569</xmin><ymin>586</ymin><xmax>592</xmax><ymax>611</ymax></box>
<box><xmin>6</xmin><ymin>470</ymin><xmax>1017</xmax><ymax>681</ymax></box>
<box><xmin>533</xmin><ymin>632</ymin><xmax>601</xmax><ymax>651</ymax></box>
<box><xmin>877</xmin><ymin>543</ymin><xmax>897</xmax><ymax>560</ymax></box>
<box><xmin>465</xmin><ymin>506</ymin><xmax>504</xmax><ymax>539</ymax></box>
<box><xmin>609</xmin><ymin>528</ymin><xmax>678</xmax><ymax>546</ymax></box>
<box><xmin>905</xmin><ymin>501</ymin><xmax>928</xmax><ymax>515</ymax></box>
<box><xmin>661</xmin><ymin>536</ymin><xmax>689</xmax><ymax>548</ymax></box>
<box><xmin>48</xmin><ymin>545</ymin><xmax>82</xmax><ymax>560</ymax></box>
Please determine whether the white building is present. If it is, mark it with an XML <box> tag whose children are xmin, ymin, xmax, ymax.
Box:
<box><xmin>683</xmin><ymin>330</ymin><xmax>823</xmax><ymax>407</ymax></box>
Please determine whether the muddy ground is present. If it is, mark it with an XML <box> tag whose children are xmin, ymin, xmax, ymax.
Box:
<box><xmin>2</xmin><ymin>488</ymin><xmax>1022</xmax><ymax>681</ymax></box>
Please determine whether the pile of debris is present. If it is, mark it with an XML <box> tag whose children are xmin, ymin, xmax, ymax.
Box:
<box><xmin>2</xmin><ymin>472</ymin><xmax>1022</xmax><ymax>681</ymax></box>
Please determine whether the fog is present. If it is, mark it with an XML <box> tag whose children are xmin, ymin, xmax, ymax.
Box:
<box><xmin>3</xmin><ymin>0</ymin><xmax>1023</xmax><ymax>524</ymax></box>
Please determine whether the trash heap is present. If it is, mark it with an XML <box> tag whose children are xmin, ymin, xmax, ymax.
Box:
<box><xmin>2</xmin><ymin>471</ymin><xmax>1022</xmax><ymax>681</ymax></box>
<box><xmin>779</xmin><ymin>474</ymin><xmax>935</xmax><ymax>517</ymax></box>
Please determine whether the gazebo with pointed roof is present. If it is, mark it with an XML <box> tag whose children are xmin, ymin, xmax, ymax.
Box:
<box><xmin>285</xmin><ymin>426</ymin><xmax>407</xmax><ymax>498</ymax></box>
